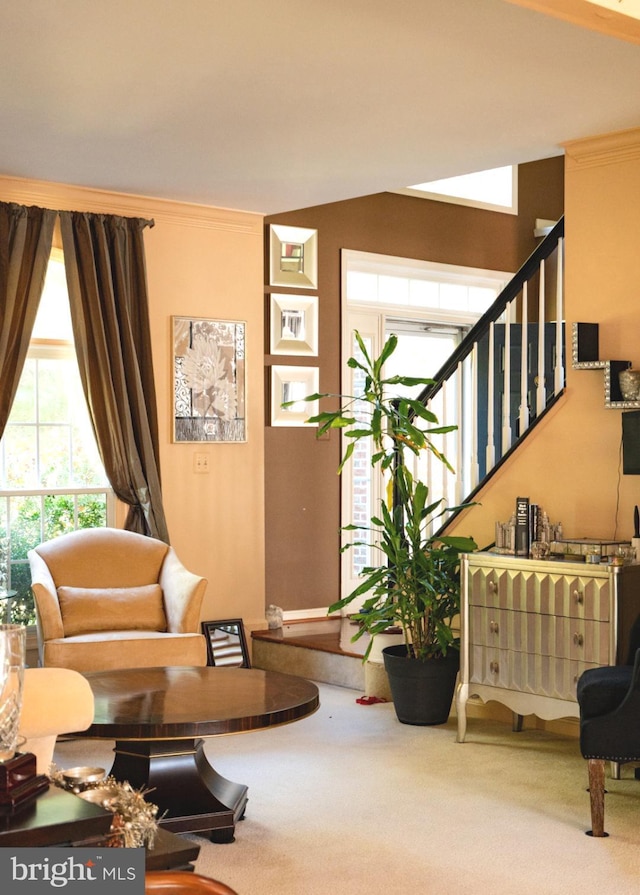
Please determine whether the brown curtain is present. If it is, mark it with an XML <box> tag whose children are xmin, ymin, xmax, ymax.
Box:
<box><xmin>59</xmin><ymin>211</ymin><xmax>169</xmax><ymax>542</ymax></box>
<box><xmin>0</xmin><ymin>202</ymin><xmax>56</xmax><ymax>436</ymax></box>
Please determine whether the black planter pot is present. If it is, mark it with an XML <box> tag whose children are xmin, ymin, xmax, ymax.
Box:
<box><xmin>382</xmin><ymin>644</ymin><xmax>459</xmax><ymax>726</ymax></box>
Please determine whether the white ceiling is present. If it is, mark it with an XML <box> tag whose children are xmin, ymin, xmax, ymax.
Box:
<box><xmin>1</xmin><ymin>0</ymin><xmax>640</xmax><ymax>215</ymax></box>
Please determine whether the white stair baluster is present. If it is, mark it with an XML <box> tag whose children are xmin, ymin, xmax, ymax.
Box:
<box><xmin>537</xmin><ymin>260</ymin><xmax>546</xmax><ymax>416</ymax></box>
<box><xmin>470</xmin><ymin>343</ymin><xmax>479</xmax><ymax>490</ymax></box>
<box><xmin>519</xmin><ymin>283</ymin><xmax>529</xmax><ymax>436</ymax></box>
<box><xmin>554</xmin><ymin>238</ymin><xmax>565</xmax><ymax>394</ymax></box>
<box><xmin>455</xmin><ymin>360</ymin><xmax>464</xmax><ymax>506</ymax></box>
<box><xmin>486</xmin><ymin>321</ymin><xmax>496</xmax><ymax>471</ymax></box>
<box><xmin>502</xmin><ymin>302</ymin><xmax>512</xmax><ymax>454</ymax></box>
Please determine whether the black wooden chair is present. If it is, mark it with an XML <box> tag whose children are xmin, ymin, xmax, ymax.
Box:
<box><xmin>577</xmin><ymin>647</ymin><xmax>640</xmax><ymax>836</ymax></box>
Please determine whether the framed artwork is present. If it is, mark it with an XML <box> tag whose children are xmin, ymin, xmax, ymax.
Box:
<box><xmin>173</xmin><ymin>317</ymin><xmax>246</xmax><ymax>443</ymax></box>
<box><xmin>269</xmin><ymin>224</ymin><xmax>318</xmax><ymax>289</ymax></box>
<box><xmin>270</xmin><ymin>294</ymin><xmax>318</xmax><ymax>356</ymax></box>
<box><xmin>271</xmin><ymin>365</ymin><xmax>319</xmax><ymax>426</ymax></box>
<box><xmin>201</xmin><ymin>619</ymin><xmax>251</xmax><ymax>668</ymax></box>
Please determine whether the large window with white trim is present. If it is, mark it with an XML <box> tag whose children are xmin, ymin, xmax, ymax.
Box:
<box><xmin>341</xmin><ymin>250</ymin><xmax>511</xmax><ymax>600</ymax></box>
<box><xmin>0</xmin><ymin>249</ymin><xmax>114</xmax><ymax>625</ymax></box>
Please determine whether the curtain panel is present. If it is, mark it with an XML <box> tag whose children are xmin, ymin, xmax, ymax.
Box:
<box><xmin>0</xmin><ymin>202</ymin><xmax>56</xmax><ymax>437</ymax></box>
<box><xmin>59</xmin><ymin>211</ymin><xmax>170</xmax><ymax>543</ymax></box>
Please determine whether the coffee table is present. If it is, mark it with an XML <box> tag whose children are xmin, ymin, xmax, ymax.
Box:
<box><xmin>76</xmin><ymin>666</ymin><xmax>319</xmax><ymax>842</ymax></box>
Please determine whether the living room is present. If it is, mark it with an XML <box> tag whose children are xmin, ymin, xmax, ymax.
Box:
<box><xmin>3</xmin><ymin>2</ymin><xmax>640</xmax><ymax>893</ymax></box>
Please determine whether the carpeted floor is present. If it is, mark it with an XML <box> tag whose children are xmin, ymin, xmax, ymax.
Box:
<box><xmin>54</xmin><ymin>682</ymin><xmax>640</xmax><ymax>895</ymax></box>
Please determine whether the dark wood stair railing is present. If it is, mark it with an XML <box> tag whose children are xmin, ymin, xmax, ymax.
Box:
<box><xmin>399</xmin><ymin>217</ymin><xmax>566</xmax><ymax>533</ymax></box>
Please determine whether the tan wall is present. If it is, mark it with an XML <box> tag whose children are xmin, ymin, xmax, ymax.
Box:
<box><xmin>0</xmin><ymin>177</ymin><xmax>267</xmax><ymax>635</ymax></box>
<box><xmin>448</xmin><ymin>127</ymin><xmax>640</xmax><ymax>549</ymax></box>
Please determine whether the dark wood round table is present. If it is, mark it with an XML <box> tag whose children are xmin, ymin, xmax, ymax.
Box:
<box><xmin>77</xmin><ymin>666</ymin><xmax>319</xmax><ymax>842</ymax></box>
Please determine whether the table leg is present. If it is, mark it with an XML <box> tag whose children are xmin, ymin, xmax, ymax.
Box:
<box><xmin>108</xmin><ymin>738</ymin><xmax>248</xmax><ymax>843</ymax></box>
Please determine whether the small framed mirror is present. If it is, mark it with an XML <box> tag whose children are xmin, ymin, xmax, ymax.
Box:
<box><xmin>269</xmin><ymin>225</ymin><xmax>318</xmax><ymax>288</ymax></box>
<box><xmin>201</xmin><ymin>619</ymin><xmax>251</xmax><ymax>668</ymax></box>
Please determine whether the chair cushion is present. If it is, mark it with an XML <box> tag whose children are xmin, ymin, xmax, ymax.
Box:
<box><xmin>43</xmin><ymin>632</ymin><xmax>208</xmax><ymax>672</ymax></box>
<box><xmin>576</xmin><ymin>664</ymin><xmax>633</xmax><ymax>721</ymax></box>
<box><xmin>57</xmin><ymin>584</ymin><xmax>167</xmax><ymax>636</ymax></box>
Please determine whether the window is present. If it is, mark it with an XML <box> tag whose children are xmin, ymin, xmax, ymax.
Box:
<box><xmin>341</xmin><ymin>250</ymin><xmax>511</xmax><ymax>600</ymax></box>
<box><xmin>0</xmin><ymin>249</ymin><xmax>114</xmax><ymax>625</ymax></box>
<box><xmin>395</xmin><ymin>165</ymin><xmax>517</xmax><ymax>215</ymax></box>
<box><xmin>344</xmin><ymin>251</ymin><xmax>509</xmax><ymax>320</ymax></box>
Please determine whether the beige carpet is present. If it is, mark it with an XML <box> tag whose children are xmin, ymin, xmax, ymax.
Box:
<box><xmin>54</xmin><ymin>682</ymin><xmax>640</xmax><ymax>895</ymax></box>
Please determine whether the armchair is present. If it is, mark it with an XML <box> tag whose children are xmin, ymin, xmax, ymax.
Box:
<box><xmin>29</xmin><ymin>528</ymin><xmax>208</xmax><ymax>673</ymax></box>
<box><xmin>577</xmin><ymin>648</ymin><xmax>640</xmax><ymax>836</ymax></box>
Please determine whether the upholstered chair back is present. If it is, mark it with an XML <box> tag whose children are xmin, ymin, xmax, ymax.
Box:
<box><xmin>35</xmin><ymin>527</ymin><xmax>168</xmax><ymax>589</ymax></box>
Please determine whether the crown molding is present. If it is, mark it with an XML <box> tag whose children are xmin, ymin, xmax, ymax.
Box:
<box><xmin>563</xmin><ymin>126</ymin><xmax>640</xmax><ymax>170</ymax></box>
<box><xmin>0</xmin><ymin>175</ymin><xmax>263</xmax><ymax>235</ymax></box>
<box><xmin>503</xmin><ymin>1</ymin><xmax>640</xmax><ymax>45</ymax></box>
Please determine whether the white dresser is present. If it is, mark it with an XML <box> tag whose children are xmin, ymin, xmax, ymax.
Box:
<box><xmin>456</xmin><ymin>551</ymin><xmax>640</xmax><ymax>742</ymax></box>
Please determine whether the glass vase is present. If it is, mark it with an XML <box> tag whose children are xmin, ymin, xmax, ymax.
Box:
<box><xmin>0</xmin><ymin>624</ymin><xmax>26</xmax><ymax>762</ymax></box>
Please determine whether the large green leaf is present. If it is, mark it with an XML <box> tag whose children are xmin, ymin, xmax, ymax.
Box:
<box><xmin>373</xmin><ymin>333</ymin><xmax>398</xmax><ymax>378</ymax></box>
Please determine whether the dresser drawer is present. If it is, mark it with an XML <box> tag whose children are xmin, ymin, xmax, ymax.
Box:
<box><xmin>469</xmin><ymin>606</ymin><xmax>610</xmax><ymax>664</ymax></box>
<box><xmin>457</xmin><ymin>553</ymin><xmax>640</xmax><ymax>741</ymax></box>
<box><xmin>468</xmin><ymin>645</ymin><xmax>600</xmax><ymax>701</ymax></box>
<box><xmin>468</xmin><ymin>565</ymin><xmax>610</xmax><ymax>621</ymax></box>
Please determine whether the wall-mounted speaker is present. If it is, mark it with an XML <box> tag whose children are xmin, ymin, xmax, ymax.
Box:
<box><xmin>622</xmin><ymin>411</ymin><xmax>640</xmax><ymax>475</ymax></box>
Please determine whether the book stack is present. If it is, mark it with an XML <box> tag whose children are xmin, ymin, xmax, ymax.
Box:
<box><xmin>515</xmin><ymin>496</ymin><xmax>530</xmax><ymax>555</ymax></box>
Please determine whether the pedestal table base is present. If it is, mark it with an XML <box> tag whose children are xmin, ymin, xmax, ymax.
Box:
<box><xmin>110</xmin><ymin>738</ymin><xmax>248</xmax><ymax>843</ymax></box>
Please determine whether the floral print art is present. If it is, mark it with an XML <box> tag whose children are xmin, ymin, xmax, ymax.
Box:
<box><xmin>173</xmin><ymin>317</ymin><xmax>246</xmax><ymax>442</ymax></box>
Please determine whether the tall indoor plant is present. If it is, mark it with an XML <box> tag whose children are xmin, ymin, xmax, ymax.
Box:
<box><xmin>305</xmin><ymin>332</ymin><xmax>476</xmax><ymax>724</ymax></box>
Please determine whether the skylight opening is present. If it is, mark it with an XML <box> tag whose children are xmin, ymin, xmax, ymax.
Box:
<box><xmin>396</xmin><ymin>165</ymin><xmax>517</xmax><ymax>215</ymax></box>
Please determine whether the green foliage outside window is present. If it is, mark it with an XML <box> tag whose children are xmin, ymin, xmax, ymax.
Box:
<box><xmin>2</xmin><ymin>493</ymin><xmax>107</xmax><ymax>626</ymax></box>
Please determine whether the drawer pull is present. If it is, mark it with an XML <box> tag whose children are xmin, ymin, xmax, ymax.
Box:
<box><xmin>489</xmin><ymin>620</ymin><xmax>499</xmax><ymax>634</ymax></box>
<box><xmin>573</xmin><ymin>632</ymin><xmax>584</xmax><ymax>647</ymax></box>
<box><xmin>488</xmin><ymin>579</ymin><xmax>497</xmax><ymax>594</ymax></box>
<box><xmin>490</xmin><ymin>660</ymin><xmax>500</xmax><ymax>674</ymax></box>
<box><xmin>573</xmin><ymin>590</ymin><xmax>584</xmax><ymax>605</ymax></box>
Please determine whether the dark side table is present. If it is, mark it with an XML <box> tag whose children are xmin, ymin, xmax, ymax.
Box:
<box><xmin>0</xmin><ymin>785</ymin><xmax>200</xmax><ymax>870</ymax></box>
<box><xmin>0</xmin><ymin>785</ymin><xmax>112</xmax><ymax>847</ymax></box>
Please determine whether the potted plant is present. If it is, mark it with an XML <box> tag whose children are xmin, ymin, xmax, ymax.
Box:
<box><xmin>305</xmin><ymin>332</ymin><xmax>477</xmax><ymax>725</ymax></box>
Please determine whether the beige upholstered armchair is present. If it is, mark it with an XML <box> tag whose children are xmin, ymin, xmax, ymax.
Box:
<box><xmin>28</xmin><ymin>528</ymin><xmax>208</xmax><ymax>673</ymax></box>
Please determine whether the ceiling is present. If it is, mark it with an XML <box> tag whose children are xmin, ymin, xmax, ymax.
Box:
<box><xmin>2</xmin><ymin>0</ymin><xmax>640</xmax><ymax>215</ymax></box>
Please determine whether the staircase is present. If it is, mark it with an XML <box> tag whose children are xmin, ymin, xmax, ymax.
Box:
<box><xmin>252</xmin><ymin>617</ymin><xmax>408</xmax><ymax>695</ymax></box>
<box><xmin>410</xmin><ymin>217</ymin><xmax>566</xmax><ymax>532</ymax></box>
<box><xmin>252</xmin><ymin>618</ymin><xmax>368</xmax><ymax>690</ymax></box>
<box><xmin>255</xmin><ymin>219</ymin><xmax>567</xmax><ymax>689</ymax></box>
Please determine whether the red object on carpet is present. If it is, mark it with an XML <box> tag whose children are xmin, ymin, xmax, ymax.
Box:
<box><xmin>355</xmin><ymin>696</ymin><xmax>387</xmax><ymax>705</ymax></box>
